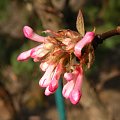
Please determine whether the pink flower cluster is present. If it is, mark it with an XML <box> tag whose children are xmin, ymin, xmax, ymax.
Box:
<box><xmin>17</xmin><ymin>26</ymin><xmax>95</xmax><ymax>104</ymax></box>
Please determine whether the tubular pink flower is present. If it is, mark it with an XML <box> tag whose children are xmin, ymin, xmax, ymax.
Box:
<box><xmin>49</xmin><ymin>61</ymin><xmax>63</xmax><ymax>92</ymax></box>
<box><xmin>17</xmin><ymin>49</ymin><xmax>31</xmax><ymax>61</ymax></box>
<box><xmin>69</xmin><ymin>89</ymin><xmax>82</xmax><ymax>105</ymax></box>
<box><xmin>62</xmin><ymin>66</ymin><xmax>83</xmax><ymax>104</ymax></box>
<box><xmin>17</xmin><ymin>44</ymin><xmax>43</xmax><ymax>61</ymax></box>
<box><xmin>18</xmin><ymin>19</ymin><xmax>95</xmax><ymax>104</ymax></box>
<box><xmin>23</xmin><ymin>26</ymin><xmax>46</xmax><ymax>43</ymax></box>
<box><xmin>31</xmin><ymin>48</ymin><xmax>49</xmax><ymax>59</ymax></box>
<box><xmin>62</xmin><ymin>67</ymin><xmax>79</xmax><ymax>99</ymax></box>
<box><xmin>30</xmin><ymin>44</ymin><xmax>44</xmax><ymax>58</ymax></box>
<box><xmin>30</xmin><ymin>43</ymin><xmax>54</xmax><ymax>59</ymax></box>
<box><xmin>62</xmin><ymin>80</ymin><xmax>75</xmax><ymax>99</ymax></box>
<box><xmin>39</xmin><ymin>64</ymin><xmax>56</xmax><ymax>87</ymax></box>
<box><xmin>45</xmin><ymin>86</ymin><xmax>53</xmax><ymax>96</ymax></box>
<box><xmin>64</xmin><ymin>72</ymin><xmax>74</xmax><ymax>81</ymax></box>
<box><xmin>69</xmin><ymin>67</ymin><xmax>83</xmax><ymax>104</ymax></box>
<box><xmin>74</xmin><ymin>32</ymin><xmax>95</xmax><ymax>58</ymax></box>
<box><xmin>69</xmin><ymin>74</ymin><xmax>82</xmax><ymax>104</ymax></box>
<box><xmin>40</xmin><ymin>62</ymin><xmax>49</xmax><ymax>71</ymax></box>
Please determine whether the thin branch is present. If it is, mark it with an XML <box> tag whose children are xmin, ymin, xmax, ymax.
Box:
<box><xmin>92</xmin><ymin>26</ymin><xmax>120</xmax><ymax>49</ymax></box>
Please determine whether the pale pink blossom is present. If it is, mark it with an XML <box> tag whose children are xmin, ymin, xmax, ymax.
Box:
<box><xmin>45</xmin><ymin>86</ymin><xmax>53</xmax><ymax>96</ymax></box>
<box><xmin>40</xmin><ymin>62</ymin><xmax>49</xmax><ymax>71</ymax></box>
<box><xmin>39</xmin><ymin>64</ymin><xmax>56</xmax><ymax>87</ymax></box>
<box><xmin>74</xmin><ymin>32</ymin><xmax>95</xmax><ymax>59</ymax></box>
<box><xmin>62</xmin><ymin>80</ymin><xmax>75</xmax><ymax>99</ymax></box>
<box><xmin>23</xmin><ymin>26</ymin><xmax>46</xmax><ymax>43</ymax></box>
<box><xmin>62</xmin><ymin>66</ymin><xmax>83</xmax><ymax>104</ymax></box>
<box><xmin>69</xmin><ymin>67</ymin><xmax>83</xmax><ymax>104</ymax></box>
<box><xmin>17</xmin><ymin>25</ymin><xmax>95</xmax><ymax>104</ymax></box>
<box><xmin>64</xmin><ymin>72</ymin><xmax>74</xmax><ymax>81</ymax></box>
<box><xmin>48</xmin><ymin>59</ymin><xmax>64</xmax><ymax>92</ymax></box>
<box><xmin>17</xmin><ymin>45</ymin><xmax>43</xmax><ymax>61</ymax></box>
<box><xmin>17</xmin><ymin>49</ymin><xmax>32</xmax><ymax>61</ymax></box>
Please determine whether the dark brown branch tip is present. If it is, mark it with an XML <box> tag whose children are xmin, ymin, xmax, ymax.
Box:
<box><xmin>92</xmin><ymin>26</ymin><xmax>120</xmax><ymax>49</ymax></box>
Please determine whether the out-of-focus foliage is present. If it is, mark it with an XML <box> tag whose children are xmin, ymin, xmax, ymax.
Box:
<box><xmin>11</xmin><ymin>43</ymin><xmax>34</xmax><ymax>75</ymax></box>
<box><xmin>0</xmin><ymin>0</ymin><xmax>9</xmax><ymax>21</ymax></box>
<box><xmin>74</xmin><ymin>0</ymin><xmax>120</xmax><ymax>49</ymax></box>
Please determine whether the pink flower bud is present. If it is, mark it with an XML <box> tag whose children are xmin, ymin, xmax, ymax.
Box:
<box><xmin>17</xmin><ymin>49</ymin><xmax>31</xmax><ymax>61</ymax></box>
<box><xmin>49</xmin><ymin>82</ymin><xmax>58</xmax><ymax>92</ymax></box>
<box><xmin>49</xmin><ymin>61</ymin><xmax>63</xmax><ymax>92</ymax></box>
<box><xmin>45</xmin><ymin>86</ymin><xmax>53</xmax><ymax>96</ymax></box>
<box><xmin>64</xmin><ymin>72</ymin><xmax>74</xmax><ymax>81</ymax></box>
<box><xmin>69</xmin><ymin>67</ymin><xmax>83</xmax><ymax>104</ymax></box>
<box><xmin>74</xmin><ymin>32</ymin><xmax>95</xmax><ymax>58</ymax></box>
<box><xmin>17</xmin><ymin>22</ymin><xmax>94</xmax><ymax>104</ymax></box>
<box><xmin>62</xmin><ymin>80</ymin><xmax>75</xmax><ymax>99</ymax></box>
<box><xmin>23</xmin><ymin>26</ymin><xmax>46</xmax><ymax>43</ymax></box>
<box><xmin>40</xmin><ymin>62</ymin><xmax>49</xmax><ymax>71</ymax></box>
<box><xmin>31</xmin><ymin>49</ymin><xmax>49</xmax><ymax>58</ymax></box>
<box><xmin>69</xmin><ymin>90</ymin><xmax>82</xmax><ymax>104</ymax></box>
<box><xmin>23</xmin><ymin>26</ymin><xmax>33</xmax><ymax>38</ymax></box>
<box><xmin>39</xmin><ymin>64</ymin><xmax>56</xmax><ymax>87</ymax></box>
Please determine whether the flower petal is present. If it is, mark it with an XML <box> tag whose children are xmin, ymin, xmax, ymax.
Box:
<box><xmin>40</xmin><ymin>62</ymin><xmax>49</xmax><ymax>71</ymax></box>
<box><xmin>45</xmin><ymin>86</ymin><xmax>53</xmax><ymax>96</ymax></box>
<box><xmin>31</xmin><ymin>49</ymin><xmax>49</xmax><ymax>58</ymax></box>
<box><xmin>62</xmin><ymin>80</ymin><xmax>75</xmax><ymax>99</ymax></box>
<box><xmin>17</xmin><ymin>45</ymin><xmax>43</xmax><ymax>61</ymax></box>
<box><xmin>69</xmin><ymin>90</ymin><xmax>82</xmax><ymax>104</ymax></box>
<box><xmin>74</xmin><ymin>32</ymin><xmax>95</xmax><ymax>58</ymax></box>
<box><xmin>39</xmin><ymin>64</ymin><xmax>56</xmax><ymax>87</ymax></box>
<box><xmin>17</xmin><ymin>49</ymin><xmax>31</xmax><ymax>61</ymax></box>
<box><xmin>49</xmin><ymin>62</ymin><xmax>63</xmax><ymax>92</ymax></box>
<box><xmin>69</xmin><ymin>67</ymin><xmax>83</xmax><ymax>104</ymax></box>
<box><xmin>23</xmin><ymin>26</ymin><xmax>46</xmax><ymax>43</ymax></box>
<box><xmin>64</xmin><ymin>72</ymin><xmax>74</xmax><ymax>81</ymax></box>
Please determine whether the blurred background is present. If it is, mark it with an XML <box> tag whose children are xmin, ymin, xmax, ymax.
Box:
<box><xmin>0</xmin><ymin>0</ymin><xmax>120</xmax><ymax>120</ymax></box>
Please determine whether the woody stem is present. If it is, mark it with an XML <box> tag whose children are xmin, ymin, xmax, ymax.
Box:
<box><xmin>92</xmin><ymin>26</ymin><xmax>120</xmax><ymax>49</ymax></box>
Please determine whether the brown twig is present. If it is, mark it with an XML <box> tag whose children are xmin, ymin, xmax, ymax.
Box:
<box><xmin>92</xmin><ymin>26</ymin><xmax>120</xmax><ymax>49</ymax></box>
